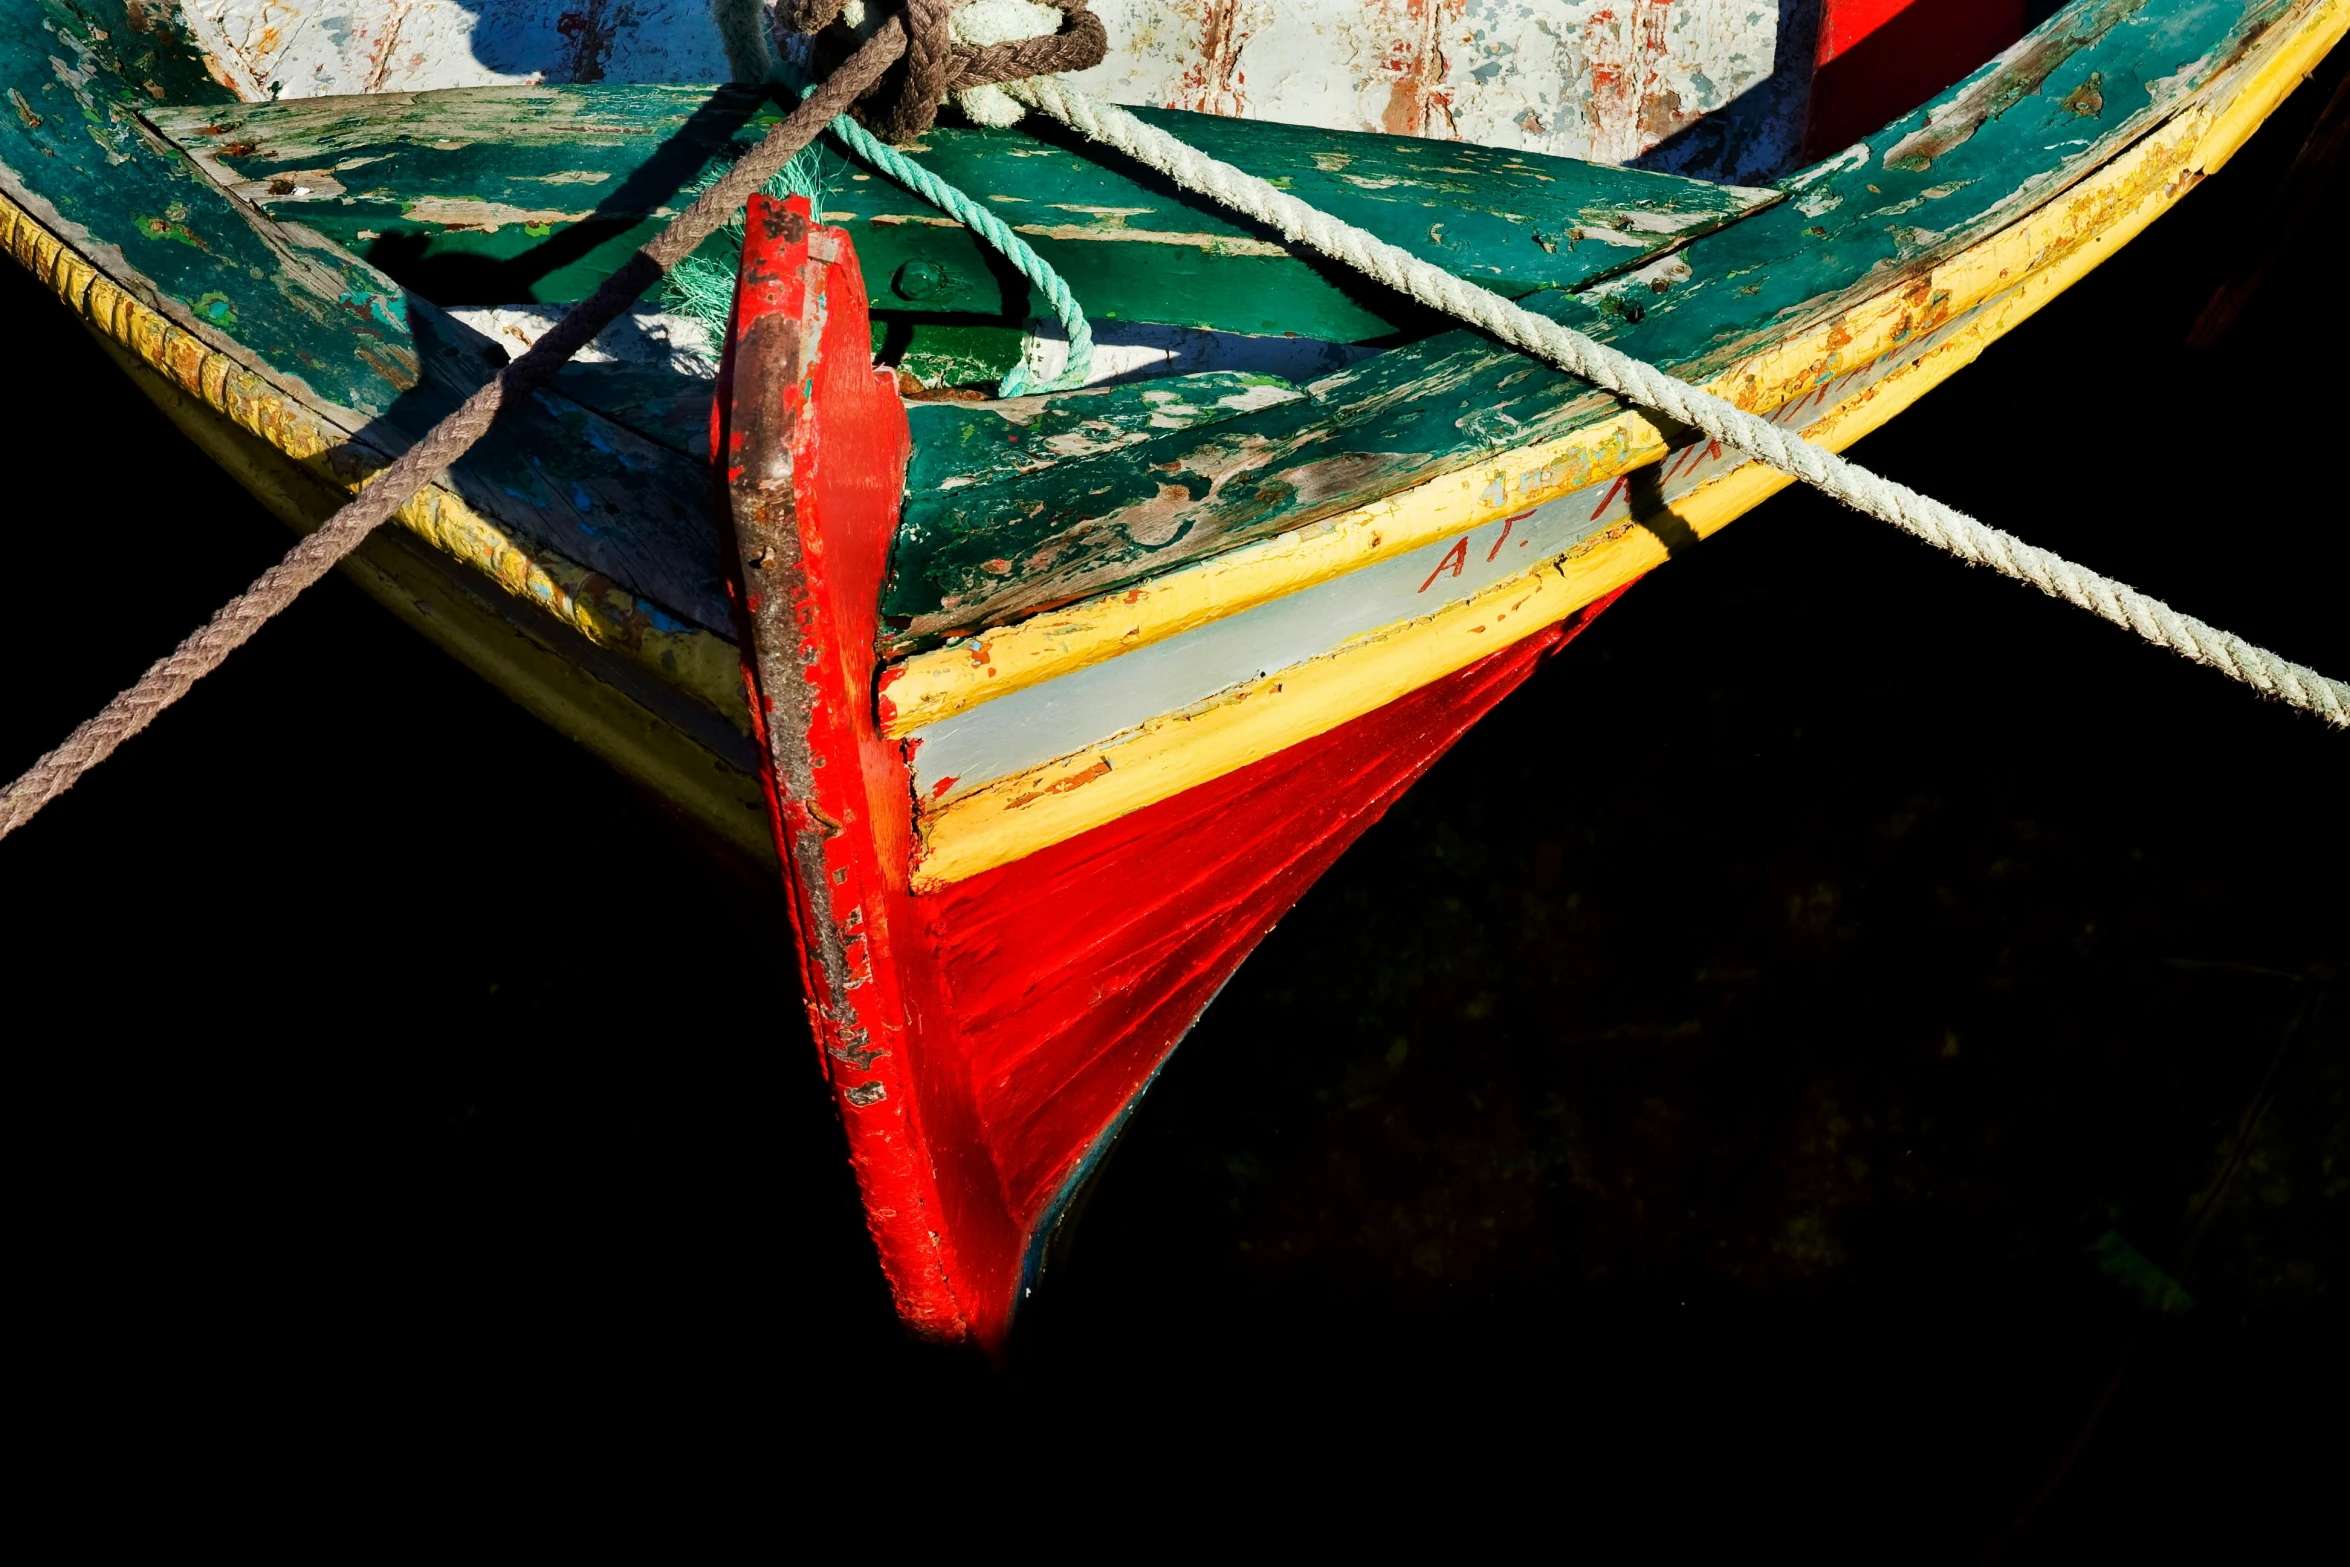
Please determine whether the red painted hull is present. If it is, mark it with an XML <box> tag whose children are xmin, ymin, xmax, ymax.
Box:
<box><xmin>1804</xmin><ymin>0</ymin><xmax>2029</xmax><ymax>158</ymax></box>
<box><xmin>918</xmin><ymin>594</ymin><xmax>1623</xmax><ymax>1325</ymax></box>
<box><xmin>720</xmin><ymin>197</ymin><xmax>1625</xmax><ymax>1348</ymax></box>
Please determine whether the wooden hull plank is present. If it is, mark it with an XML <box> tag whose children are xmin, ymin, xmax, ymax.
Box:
<box><xmin>902</xmin><ymin>285</ymin><xmax>2000</xmax><ymax>808</ymax></box>
<box><xmin>149</xmin><ymin>83</ymin><xmax>777</xmax><ymax>310</ymax></box>
<box><xmin>153</xmin><ymin>85</ymin><xmax>1778</xmax><ymax>342</ymax></box>
<box><xmin>2</xmin><ymin>3</ymin><xmax>417</xmax><ymax>421</ymax></box>
<box><xmin>3</xmin><ymin>8</ymin><xmax>746</xmax><ymax>640</ymax></box>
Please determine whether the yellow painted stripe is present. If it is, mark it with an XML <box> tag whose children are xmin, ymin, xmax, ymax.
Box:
<box><xmin>881</xmin><ymin>409</ymin><xmax>1668</xmax><ymax>736</ymax></box>
<box><xmin>0</xmin><ymin>194</ymin><xmax>748</xmax><ymax>733</ymax></box>
<box><xmin>880</xmin><ymin>0</ymin><xmax>2349</xmax><ymax>741</ymax></box>
<box><xmin>907</xmin><ymin>4</ymin><xmax>2346</xmax><ymax>891</ymax></box>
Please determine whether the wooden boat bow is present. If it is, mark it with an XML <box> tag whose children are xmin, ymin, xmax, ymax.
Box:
<box><xmin>3</xmin><ymin>0</ymin><xmax>2344</xmax><ymax>1348</ymax></box>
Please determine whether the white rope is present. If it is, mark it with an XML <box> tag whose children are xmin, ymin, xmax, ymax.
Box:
<box><xmin>1007</xmin><ymin>75</ymin><xmax>2349</xmax><ymax>730</ymax></box>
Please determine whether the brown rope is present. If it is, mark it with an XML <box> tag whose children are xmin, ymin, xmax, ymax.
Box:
<box><xmin>785</xmin><ymin>0</ymin><xmax>1106</xmax><ymax>143</ymax></box>
<box><xmin>955</xmin><ymin>1</ymin><xmax>1107</xmax><ymax>97</ymax></box>
<box><xmin>1</xmin><ymin>0</ymin><xmax>1110</xmax><ymax>840</ymax></box>
<box><xmin>0</xmin><ymin>20</ymin><xmax>911</xmax><ymax>842</ymax></box>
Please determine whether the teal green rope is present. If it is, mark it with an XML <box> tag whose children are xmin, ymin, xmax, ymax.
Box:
<box><xmin>817</xmin><ymin>102</ymin><xmax>1093</xmax><ymax>396</ymax></box>
<box><xmin>663</xmin><ymin>80</ymin><xmax>1095</xmax><ymax>396</ymax></box>
<box><xmin>664</xmin><ymin>71</ymin><xmax>1095</xmax><ymax>397</ymax></box>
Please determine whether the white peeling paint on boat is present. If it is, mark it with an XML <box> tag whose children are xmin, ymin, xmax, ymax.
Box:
<box><xmin>1070</xmin><ymin>0</ymin><xmax>1788</xmax><ymax>166</ymax></box>
<box><xmin>443</xmin><ymin>306</ymin><xmax>725</xmax><ymax>376</ymax></box>
<box><xmin>169</xmin><ymin>2</ymin><xmax>1814</xmax><ymax>177</ymax></box>
<box><xmin>903</xmin><ymin>291</ymin><xmax>1992</xmax><ymax>803</ymax></box>
<box><xmin>175</xmin><ymin>1</ymin><xmax>736</xmax><ymax>98</ymax></box>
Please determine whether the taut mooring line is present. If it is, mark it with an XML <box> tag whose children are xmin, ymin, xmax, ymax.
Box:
<box><xmin>1003</xmin><ymin>71</ymin><xmax>2348</xmax><ymax>730</ymax></box>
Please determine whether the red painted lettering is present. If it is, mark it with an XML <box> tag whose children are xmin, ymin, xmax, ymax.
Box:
<box><xmin>1418</xmin><ymin>536</ymin><xmax>1471</xmax><ymax>592</ymax></box>
<box><xmin>1588</xmin><ymin>472</ymin><xmax>1633</xmax><ymax>520</ymax></box>
<box><xmin>1486</xmin><ymin>515</ymin><xmax>1516</xmax><ymax>561</ymax></box>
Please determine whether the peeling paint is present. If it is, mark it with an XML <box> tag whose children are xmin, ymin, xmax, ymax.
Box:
<box><xmin>166</xmin><ymin>1</ymin><xmax>1799</xmax><ymax>174</ymax></box>
<box><xmin>174</xmin><ymin>1</ymin><xmax>736</xmax><ymax>99</ymax></box>
<box><xmin>1071</xmin><ymin>0</ymin><xmax>1792</xmax><ymax>167</ymax></box>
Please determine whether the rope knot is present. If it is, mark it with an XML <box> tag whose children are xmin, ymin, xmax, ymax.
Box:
<box><xmin>778</xmin><ymin>0</ymin><xmax>1106</xmax><ymax>143</ymax></box>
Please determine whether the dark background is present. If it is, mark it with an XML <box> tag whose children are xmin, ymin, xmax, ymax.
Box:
<box><xmin>7</xmin><ymin>52</ymin><xmax>2344</xmax><ymax>1548</ymax></box>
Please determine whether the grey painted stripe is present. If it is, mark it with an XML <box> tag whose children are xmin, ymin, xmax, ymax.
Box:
<box><xmin>906</xmin><ymin>299</ymin><xmax>1989</xmax><ymax>801</ymax></box>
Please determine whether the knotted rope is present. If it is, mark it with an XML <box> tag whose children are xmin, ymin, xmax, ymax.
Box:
<box><xmin>770</xmin><ymin>2</ymin><xmax>1106</xmax><ymax>392</ymax></box>
<box><xmin>778</xmin><ymin>0</ymin><xmax>1105</xmax><ymax>142</ymax></box>
<box><xmin>1003</xmin><ymin>74</ymin><xmax>2349</xmax><ymax>730</ymax></box>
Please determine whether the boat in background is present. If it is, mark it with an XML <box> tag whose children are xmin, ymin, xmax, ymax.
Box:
<box><xmin>167</xmin><ymin>1</ymin><xmax>1820</xmax><ymax>176</ymax></box>
<box><xmin>5</xmin><ymin>0</ymin><xmax>2342</xmax><ymax>1346</ymax></box>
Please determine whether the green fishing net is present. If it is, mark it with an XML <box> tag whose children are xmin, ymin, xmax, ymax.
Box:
<box><xmin>659</xmin><ymin>141</ymin><xmax>841</xmax><ymax>344</ymax></box>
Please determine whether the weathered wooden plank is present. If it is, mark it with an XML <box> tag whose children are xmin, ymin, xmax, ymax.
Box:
<box><xmin>901</xmin><ymin>291</ymin><xmax>2001</xmax><ymax>807</ymax></box>
<box><xmin>151</xmin><ymin>85</ymin><xmax>1779</xmax><ymax>343</ymax></box>
<box><xmin>393</xmin><ymin>297</ymin><xmax>735</xmax><ymax>631</ymax></box>
<box><xmin>5</xmin><ymin>3</ymin><xmax>418</xmax><ymax>420</ymax></box>
<box><xmin>149</xmin><ymin>83</ymin><xmax>770</xmax><ymax>307</ymax></box>
<box><xmin>42</xmin><ymin>2</ymin><xmax>235</xmax><ymax>108</ymax></box>
<box><xmin>1582</xmin><ymin>0</ymin><xmax>2279</xmax><ymax>384</ymax></box>
<box><xmin>3</xmin><ymin>5</ymin><xmax>735</xmax><ymax>633</ymax></box>
<box><xmin>880</xmin><ymin>0</ymin><xmax>2304</xmax><ymax>645</ymax></box>
<box><xmin>885</xmin><ymin>334</ymin><xmax>1620</xmax><ymax>641</ymax></box>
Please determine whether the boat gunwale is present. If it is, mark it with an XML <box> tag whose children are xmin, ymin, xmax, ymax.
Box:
<box><xmin>880</xmin><ymin>0</ymin><xmax>2349</xmax><ymax>738</ymax></box>
<box><xmin>872</xmin><ymin>0</ymin><xmax>2317</xmax><ymax>648</ymax></box>
<box><xmin>0</xmin><ymin>190</ymin><xmax>749</xmax><ymax>732</ymax></box>
<box><xmin>895</xmin><ymin>0</ymin><xmax>2350</xmax><ymax>887</ymax></box>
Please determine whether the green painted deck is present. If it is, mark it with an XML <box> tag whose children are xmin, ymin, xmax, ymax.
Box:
<box><xmin>884</xmin><ymin>0</ymin><xmax>2302</xmax><ymax>643</ymax></box>
<box><xmin>152</xmin><ymin>88</ymin><xmax>1781</xmax><ymax>346</ymax></box>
